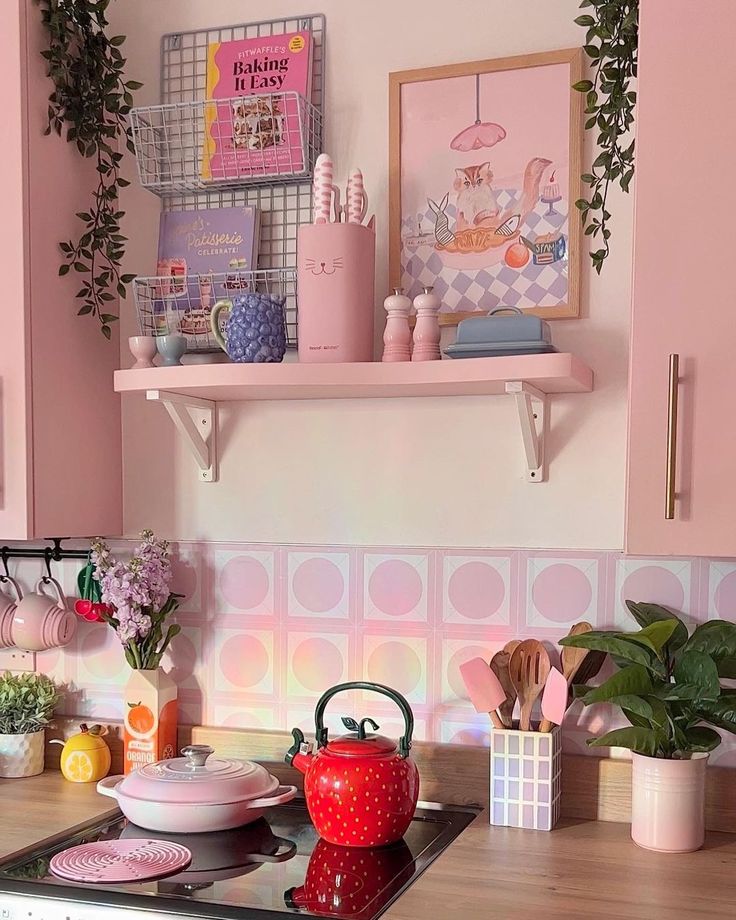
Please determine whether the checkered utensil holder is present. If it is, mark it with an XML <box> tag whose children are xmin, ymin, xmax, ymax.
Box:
<box><xmin>490</xmin><ymin>726</ymin><xmax>562</xmax><ymax>831</ymax></box>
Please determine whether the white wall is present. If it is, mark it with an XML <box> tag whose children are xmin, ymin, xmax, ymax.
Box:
<box><xmin>110</xmin><ymin>0</ymin><xmax>632</xmax><ymax>549</ymax></box>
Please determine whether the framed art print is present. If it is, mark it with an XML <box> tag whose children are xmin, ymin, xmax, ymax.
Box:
<box><xmin>389</xmin><ymin>48</ymin><xmax>583</xmax><ymax>323</ymax></box>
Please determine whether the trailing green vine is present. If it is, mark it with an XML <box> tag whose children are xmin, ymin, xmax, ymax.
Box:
<box><xmin>573</xmin><ymin>0</ymin><xmax>639</xmax><ymax>274</ymax></box>
<box><xmin>36</xmin><ymin>0</ymin><xmax>141</xmax><ymax>338</ymax></box>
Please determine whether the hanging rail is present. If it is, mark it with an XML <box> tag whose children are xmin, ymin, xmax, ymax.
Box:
<box><xmin>0</xmin><ymin>538</ymin><xmax>90</xmax><ymax>567</ymax></box>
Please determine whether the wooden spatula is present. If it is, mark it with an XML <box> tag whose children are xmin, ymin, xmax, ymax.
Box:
<box><xmin>509</xmin><ymin>639</ymin><xmax>551</xmax><ymax>731</ymax></box>
<box><xmin>489</xmin><ymin>651</ymin><xmax>516</xmax><ymax>728</ymax></box>
<box><xmin>561</xmin><ymin>621</ymin><xmax>593</xmax><ymax>684</ymax></box>
<box><xmin>539</xmin><ymin>667</ymin><xmax>569</xmax><ymax>733</ymax></box>
<box><xmin>459</xmin><ymin>658</ymin><xmax>507</xmax><ymax>729</ymax></box>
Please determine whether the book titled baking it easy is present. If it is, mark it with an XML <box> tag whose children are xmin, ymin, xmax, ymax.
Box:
<box><xmin>202</xmin><ymin>30</ymin><xmax>312</xmax><ymax>181</ymax></box>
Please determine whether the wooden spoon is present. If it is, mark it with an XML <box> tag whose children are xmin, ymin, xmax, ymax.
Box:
<box><xmin>561</xmin><ymin>621</ymin><xmax>593</xmax><ymax>684</ymax></box>
<box><xmin>503</xmin><ymin>639</ymin><xmax>521</xmax><ymax>657</ymax></box>
<box><xmin>489</xmin><ymin>651</ymin><xmax>516</xmax><ymax>728</ymax></box>
<box><xmin>571</xmin><ymin>648</ymin><xmax>607</xmax><ymax>688</ymax></box>
<box><xmin>509</xmin><ymin>639</ymin><xmax>551</xmax><ymax>731</ymax></box>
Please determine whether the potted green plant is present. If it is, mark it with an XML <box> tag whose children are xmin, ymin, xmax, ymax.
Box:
<box><xmin>561</xmin><ymin>601</ymin><xmax>736</xmax><ymax>852</ymax></box>
<box><xmin>0</xmin><ymin>672</ymin><xmax>60</xmax><ymax>778</ymax></box>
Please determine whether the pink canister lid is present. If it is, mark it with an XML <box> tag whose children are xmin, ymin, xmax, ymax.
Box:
<box><xmin>118</xmin><ymin>745</ymin><xmax>279</xmax><ymax>806</ymax></box>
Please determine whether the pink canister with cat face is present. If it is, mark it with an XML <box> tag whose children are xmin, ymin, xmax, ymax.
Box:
<box><xmin>297</xmin><ymin>222</ymin><xmax>375</xmax><ymax>363</ymax></box>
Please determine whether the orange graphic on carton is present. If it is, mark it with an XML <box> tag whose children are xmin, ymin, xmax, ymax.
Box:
<box><xmin>123</xmin><ymin>670</ymin><xmax>178</xmax><ymax>775</ymax></box>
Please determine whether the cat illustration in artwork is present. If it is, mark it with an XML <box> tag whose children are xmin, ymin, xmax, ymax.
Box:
<box><xmin>453</xmin><ymin>157</ymin><xmax>552</xmax><ymax>232</ymax></box>
<box><xmin>453</xmin><ymin>162</ymin><xmax>501</xmax><ymax>230</ymax></box>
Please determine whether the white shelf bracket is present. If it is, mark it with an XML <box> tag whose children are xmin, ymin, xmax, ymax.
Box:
<box><xmin>147</xmin><ymin>390</ymin><xmax>218</xmax><ymax>482</ymax></box>
<box><xmin>505</xmin><ymin>381</ymin><xmax>547</xmax><ymax>482</ymax></box>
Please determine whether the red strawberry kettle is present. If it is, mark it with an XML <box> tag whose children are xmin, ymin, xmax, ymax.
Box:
<box><xmin>285</xmin><ymin>681</ymin><xmax>419</xmax><ymax>847</ymax></box>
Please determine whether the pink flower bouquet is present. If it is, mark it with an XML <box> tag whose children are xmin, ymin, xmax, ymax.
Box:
<box><xmin>90</xmin><ymin>530</ymin><xmax>181</xmax><ymax>670</ymax></box>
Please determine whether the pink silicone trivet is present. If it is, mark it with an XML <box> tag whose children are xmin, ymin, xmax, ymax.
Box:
<box><xmin>50</xmin><ymin>839</ymin><xmax>192</xmax><ymax>884</ymax></box>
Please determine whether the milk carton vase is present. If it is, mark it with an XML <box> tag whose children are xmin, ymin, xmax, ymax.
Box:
<box><xmin>123</xmin><ymin>669</ymin><xmax>178</xmax><ymax>775</ymax></box>
<box><xmin>297</xmin><ymin>222</ymin><xmax>375</xmax><ymax>363</ymax></box>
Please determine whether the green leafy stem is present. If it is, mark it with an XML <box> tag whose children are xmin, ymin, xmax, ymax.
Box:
<box><xmin>563</xmin><ymin>600</ymin><xmax>736</xmax><ymax>758</ymax></box>
<box><xmin>36</xmin><ymin>0</ymin><xmax>140</xmax><ymax>338</ymax></box>
<box><xmin>100</xmin><ymin>593</ymin><xmax>183</xmax><ymax>671</ymax></box>
<box><xmin>573</xmin><ymin>0</ymin><xmax>638</xmax><ymax>274</ymax></box>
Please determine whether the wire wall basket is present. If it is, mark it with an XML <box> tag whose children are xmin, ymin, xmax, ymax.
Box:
<box><xmin>129</xmin><ymin>13</ymin><xmax>326</xmax><ymax>198</ymax></box>
<box><xmin>133</xmin><ymin>268</ymin><xmax>298</xmax><ymax>353</ymax></box>
<box><xmin>160</xmin><ymin>15</ymin><xmax>325</xmax><ymax>108</ymax></box>
<box><xmin>126</xmin><ymin>15</ymin><xmax>326</xmax><ymax>351</ymax></box>
<box><xmin>130</xmin><ymin>92</ymin><xmax>322</xmax><ymax>194</ymax></box>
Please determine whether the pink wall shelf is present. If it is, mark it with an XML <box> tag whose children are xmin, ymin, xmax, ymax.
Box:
<box><xmin>115</xmin><ymin>353</ymin><xmax>592</xmax><ymax>401</ymax></box>
<box><xmin>114</xmin><ymin>353</ymin><xmax>593</xmax><ymax>484</ymax></box>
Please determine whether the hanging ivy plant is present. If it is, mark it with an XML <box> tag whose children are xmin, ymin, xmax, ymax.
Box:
<box><xmin>573</xmin><ymin>0</ymin><xmax>639</xmax><ymax>274</ymax></box>
<box><xmin>36</xmin><ymin>0</ymin><xmax>141</xmax><ymax>339</ymax></box>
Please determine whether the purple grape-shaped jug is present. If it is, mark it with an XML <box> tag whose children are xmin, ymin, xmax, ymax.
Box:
<box><xmin>210</xmin><ymin>293</ymin><xmax>287</xmax><ymax>363</ymax></box>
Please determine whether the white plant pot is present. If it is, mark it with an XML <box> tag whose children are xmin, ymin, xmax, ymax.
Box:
<box><xmin>0</xmin><ymin>730</ymin><xmax>45</xmax><ymax>778</ymax></box>
<box><xmin>631</xmin><ymin>751</ymin><xmax>708</xmax><ymax>853</ymax></box>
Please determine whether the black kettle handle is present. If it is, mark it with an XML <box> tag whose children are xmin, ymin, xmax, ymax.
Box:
<box><xmin>314</xmin><ymin>681</ymin><xmax>414</xmax><ymax>759</ymax></box>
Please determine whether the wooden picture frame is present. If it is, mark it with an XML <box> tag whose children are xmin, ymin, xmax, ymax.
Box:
<box><xmin>389</xmin><ymin>48</ymin><xmax>583</xmax><ymax>325</ymax></box>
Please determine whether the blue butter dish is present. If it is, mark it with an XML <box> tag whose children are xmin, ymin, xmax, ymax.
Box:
<box><xmin>444</xmin><ymin>341</ymin><xmax>557</xmax><ymax>359</ymax></box>
<box><xmin>453</xmin><ymin>306</ymin><xmax>553</xmax><ymax>347</ymax></box>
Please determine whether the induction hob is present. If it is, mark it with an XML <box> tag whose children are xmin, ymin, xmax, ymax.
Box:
<box><xmin>0</xmin><ymin>798</ymin><xmax>478</xmax><ymax>920</ymax></box>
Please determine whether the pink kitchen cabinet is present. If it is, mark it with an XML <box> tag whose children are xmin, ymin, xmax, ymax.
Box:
<box><xmin>0</xmin><ymin>0</ymin><xmax>122</xmax><ymax>540</ymax></box>
<box><xmin>626</xmin><ymin>0</ymin><xmax>736</xmax><ymax>556</ymax></box>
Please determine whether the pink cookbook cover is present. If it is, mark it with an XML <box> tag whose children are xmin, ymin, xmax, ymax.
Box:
<box><xmin>202</xmin><ymin>31</ymin><xmax>312</xmax><ymax>180</ymax></box>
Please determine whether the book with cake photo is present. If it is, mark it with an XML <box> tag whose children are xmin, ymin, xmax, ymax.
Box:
<box><xmin>156</xmin><ymin>206</ymin><xmax>261</xmax><ymax>339</ymax></box>
<box><xmin>201</xmin><ymin>30</ymin><xmax>313</xmax><ymax>181</ymax></box>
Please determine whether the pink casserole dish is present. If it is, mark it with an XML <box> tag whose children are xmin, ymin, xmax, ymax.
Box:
<box><xmin>97</xmin><ymin>744</ymin><xmax>297</xmax><ymax>833</ymax></box>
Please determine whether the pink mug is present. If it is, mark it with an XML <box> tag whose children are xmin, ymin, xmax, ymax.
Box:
<box><xmin>0</xmin><ymin>578</ymin><xmax>22</xmax><ymax>649</ymax></box>
<box><xmin>12</xmin><ymin>577</ymin><xmax>76</xmax><ymax>652</ymax></box>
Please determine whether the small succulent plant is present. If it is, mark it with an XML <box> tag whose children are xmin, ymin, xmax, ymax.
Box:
<box><xmin>0</xmin><ymin>672</ymin><xmax>60</xmax><ymax>735</ymax></box>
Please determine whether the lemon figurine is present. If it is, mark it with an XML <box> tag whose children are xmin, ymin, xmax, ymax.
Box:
<box><xmin>51</xmin><ymin>724</ymin><xmax>112</xmax><ymax>783</ymax></box>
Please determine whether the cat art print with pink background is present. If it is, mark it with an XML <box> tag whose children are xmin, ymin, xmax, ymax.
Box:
<box><xmin>398</xmin><ymin>55</ymin><xmax>580</xmax><ymax>317</ymax></box>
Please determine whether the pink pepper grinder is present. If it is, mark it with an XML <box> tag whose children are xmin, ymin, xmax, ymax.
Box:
<box><xmin>382</xmin><ymin>288</ymin><xmax>413</xmax><ymax>362</ymax></box>
<box><xmin>412</xmin><ymin>286</ymin><xmax>441</xmax><ymax>361</ymax></box>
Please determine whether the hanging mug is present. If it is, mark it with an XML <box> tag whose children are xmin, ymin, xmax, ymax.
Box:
<box><xmin>12</xmin><ymin>577</ymin><xmax>76</xmax><ymax>652</ymax></box>
<box><xmin>0</xmin><ymin>577</ymin><xmax>22</xmax><ymax>650</ymax></box>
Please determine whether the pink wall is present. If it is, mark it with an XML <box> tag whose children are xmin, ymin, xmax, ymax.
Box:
<box><xmin>109</xmin><ymin>0</ymin><xmax>633</xmax><ymax>550</ymax></box>
<box><xmin>22</xmin><ymin>542</ymin><xmax>736</xmax><ymax>767</ymax></box>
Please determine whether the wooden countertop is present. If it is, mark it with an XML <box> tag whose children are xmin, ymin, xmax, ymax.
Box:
<box><xmin>385</xmin><ymin>819</ymin><xmax>736</xmax><ymax>920</ymax></box>
<box><xmin>0</xmin><ymin>770</ymin><xmax>118</xmax><ymax>861</ymax></box>
<box><xmin>1</xmin><ymin>772</ymin><xmax>735</xmax><ymax>918</ymax></box>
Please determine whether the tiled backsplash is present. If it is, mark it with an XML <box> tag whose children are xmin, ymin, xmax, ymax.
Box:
<box><xmin>19</xmin><ymin>545</ymin><xmax>736</xmax><ymax>767</ymax></box>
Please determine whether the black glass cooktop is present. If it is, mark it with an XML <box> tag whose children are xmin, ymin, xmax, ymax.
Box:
<box><xmin>0</xmin><ymin>798</ymin><xmax>478</xmax><ymax>920</ymax></box>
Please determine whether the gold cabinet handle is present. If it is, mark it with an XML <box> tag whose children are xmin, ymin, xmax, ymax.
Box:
<box><xmin>665</xmin><ymin>353</ymin><xmax>679</xmax><ymax>520</ymax></box>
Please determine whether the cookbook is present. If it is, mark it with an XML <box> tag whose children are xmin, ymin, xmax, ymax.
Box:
<box><xmin>156</xmin><ymin>206</ymin><xmax>261</xmax><ymax>334</ymax></box>
<box><xmin>201</xmin><ymin>30</ymin><xmax>312</xmax><ymax>180</ymax></box>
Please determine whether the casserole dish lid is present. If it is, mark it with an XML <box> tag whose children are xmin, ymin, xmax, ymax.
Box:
<box><xmin>118</xmin><ymin>745</ymin><xmax>280</xmax><ymax>806</ymax></box>
<box><xmin>455</xmin><ymin>307</ymin><xmax>551</xmax><ymax>345</ymax></box>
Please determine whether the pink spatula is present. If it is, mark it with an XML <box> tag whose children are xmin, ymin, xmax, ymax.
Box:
<box><xmin>539</xmin><ymin>667</ymin><xmax>569</xmax><ymax>733</ymax></box>
<box><xmin>459</xmin><ymin>657</ymin><xmax>506</xmax><ymax>729</ymax></box>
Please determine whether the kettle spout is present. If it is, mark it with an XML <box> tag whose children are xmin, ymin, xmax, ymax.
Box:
<box><xmin>285</xmin><ymin>727</ymin><xmax>313</xmax><ymax>773</ymax></box>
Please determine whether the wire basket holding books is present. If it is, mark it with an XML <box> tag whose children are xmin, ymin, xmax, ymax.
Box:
<box><xmin>133</xmin><ymin>267</ymin><xmax>298</xmax><ymax>353</ymax></box>
<box><xmin>130</xmin><ymin>92</ymin><xmax>322</xmax><ymax>195</ymax></box>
